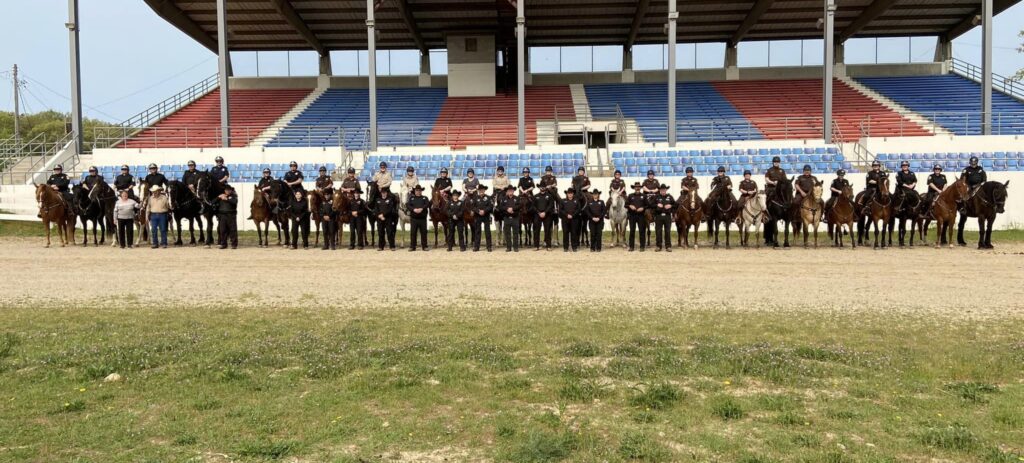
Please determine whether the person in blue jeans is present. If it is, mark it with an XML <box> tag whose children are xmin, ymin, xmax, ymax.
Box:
<box><xmin>147</xmin><ymin>185</ymin><xmax>171</xmax><ymax>248</ymax></box>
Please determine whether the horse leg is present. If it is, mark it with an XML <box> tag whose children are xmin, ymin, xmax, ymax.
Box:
<box><xmin>985</xmin><ymin>217</ymin><xmax>995</xmax><ymax>249</ymax></box>
<box><xmin>977</xmin><ymin>217</ymin><xmax>986</xmax><ymax>249</ymax></box>
<box><xmin>725</xmin><ymin>221</ymin><xmax>732</xmax><ymax>249</ymax></box>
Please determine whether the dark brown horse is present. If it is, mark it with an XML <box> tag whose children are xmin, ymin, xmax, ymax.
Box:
<box><xmin>674</xmin><ymin>190</ymin><xmax>703</xmax><ymax>249</ymax></box>
<box><xmin>890</xmin><ymin>185</ymin><xmax>924</xmax><ymax>247</ymax></box>
<box><xmin>861</xmin><ymin>176</ymin><xmax>892</xmax><ymax>249</ymax></box>
<box><xmin>331</xmin><ymin>188</ymin><xmax>352</xmax><ymax>245</ymax></box>
<box><xmin>826</xmin><ymin>184</ymin><xmax>856</xmax><ymax>248</ymax></box>
<box><xmin>72</xmin><ymin>183</ymin><xmax>109</xmax><ymax>246</ymax></box>
<box><xmin>957</xmin><ymin>180</ymin><xmax>1009</xmax><ymax>249</ymax></box>
<box><xmin>929</xmin><ymin>177</ymin><xmax>967</xmax><ymax>248</ymax></box>
<box><xmin>35</xmin><ymin>183</ymin><xmax>75</xmax><ymax>247</ymax></box>
<box><xmin>705</xmin><ymin>183</ymin><xmax>739</xmax><ymax>249</ymax></box>
<box><xmin>309</xmin><ymin>189</ymin><xmax>327</xmax><ymax>246</ymax></box>
<box><xmin>251</xmin><ymin>185</ymin><xmax>273</xmax><ymax>247</ymax></box>
<box><xmin>429</xmin><ymin>188</ymin><xmax>449</xmax><ymax>247</ymax></box>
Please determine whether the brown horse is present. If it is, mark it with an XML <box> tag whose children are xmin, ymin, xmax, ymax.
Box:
<box><xmin>309</xmin><ymin>190</ymin><xmax>326</xmax><ymax>246</ymax></box>
<box><xmin>930</xmin><ymin>177</ymin><xmax>967</xmax><ymax>248</ymax></box>
<box><xmin>331</xmin><ymin>189</ymin><xmax>352</xmax><ymax>245</ymax></box>
<box><xmin>35</xmin><ymin>183</ymin><xmax>75</xmax><ymax>247</ymax></box>
<box><xmin>251</xmin><ymin>186</ymin><xmax>273</xmax><ymax>247</ymax></box>
<box><xmin>796</xmin><ymin>181</ymin><xmax>824</xmax><ymax>248</ymax></box>
<box><xmin>957</xmin><ymin>180</ymin><xmax>1010</xmax><ymax>249</ymax></box>
<box><xmin>429</xmin><ymin>188</ymin><xmax>449</xmax><ymax>247</ymax></box>
<box><xmin>705</xmin><ymin>184</ymin><xmax>739</xmax><ymax>249</ymax></box>
<box><xmin>675</xmin><ymin>190</ymin><xmax>703</xmax><ymax>249</ymax></box>
<box><xmin>862</xmin><ymin>176</ymin><xmax>892</xmax><ymax>249</ymax></box>
<box><xmin>826</xmin><ymin>184</ymin><xmax>856</xmax><ymax>248</ymax></box>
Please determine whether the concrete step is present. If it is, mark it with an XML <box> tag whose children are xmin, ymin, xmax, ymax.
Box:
<box><xmin>568</xmin><ymin>84</ymin><xmax>593</xmax><ymax>122</ymax></box>
<box><xmin>840</xmin><ymin>76</ymin><xmax>951</xmax><ymax>137</ymax></box>
<box><xmin>248</xmin><ymin>87</ymin><xmax>327</xmax><ymax>147</ymax></box>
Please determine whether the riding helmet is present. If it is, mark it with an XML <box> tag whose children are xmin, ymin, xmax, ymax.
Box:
<box><xmin>121</xmin><ymin>165</ymin><xmax>129</xmax><ymax>170</ymax></box>
<box><xmin>717</xmin><ymin>166</ymin><xmax>726</xmax><ymax>173</ymax></box>
<box><xmin>452</xmin><ymin>190</ymin><xmax>461</xmax><ymax>196</ymax></box>
<box><xmin>289</xmin><ymin>161</ymin><xmax>298</xmax><ymax>167</ymax></box>
<box><xmin>523</xmin><ymin>167</ymin><xmax>530</xmax><ymax>173</ymax></box>
<box><xmin>54</xmin><ymin>164</ymin><xmax>63</xmax><ymax>170</ymax></box>
<box><xmin>187</xmin><ymin>160</ymin><xmax>196</xmax><ymax>166</ymax></box>
<box><xmin>933</xmin><ymin>164</ymin><xmax>943</xmax><ymax>171</ymax></box>
<box><xmin>496</xmin><ymin>166</ymin><xmax>505</xmax><ymax>172</ymax></box>
<box><xmin>803</xmin><ymin>164</ymin><xmax>812</xmax><ymax>172</ymax></box>
<box><xmin>969</xmin><ymin>156</ymin><xmax>979</xmax><ymax>164</ymax></box>
<box><xmin>613</xmin><ymin>169</ymin><xmax>621</xmax><ymax>175</ymax></box>
<box><xmin>347</xmin><ymin>167</ymin><xmax>355</xmax><ymax>173</ymax></box>
<box><xmin>545</xmin><ymin>165</ymin><xmax>553</xmax><ymax>171</ymax></box>
<box><xmin>148</xmin><ymin>163</ymin><xmax>158</xmax><ymax>169</ymax></box>
<box><xmin>380</xmin><ymin>161</ymin><xmax>388</xmax><ymax>168</ymax></box>
<box><xmin>263</xmin><ymin>168</ymin><xmax>271</xmax><ymax>174</ymax></box>
<box><xmin>440</xmin><ymin>167</ymin><xmax>448</xmax><ymax>174</ymax></box>
<box><xmin>407</xmin><ymin>166</ymin><xmax>415</xmax><ymax>172</ymax></box>
<box><xmin>215</xmin><ymin>156</ymin><xmax>224</xmax><ymax>162</ymax></box>
<box><xmin>685</xmin><ymin>166</ymin><xmax>694</xmax><ymax>173</ymax></box>
<box><xmin>578</xmin><ymin>167</ymin><xmax>585</xmax><ymax>173</ymax></box>
<box><xmin>743</xmin><ymin>170</ymin><xmax>752</xmax><ymax>176</ymax></box>
<box><xmin>837</xmin><ymin>169</ymin><xmax>846</xmax><ymax>176</ymax></box>
<box><xmin>88</xmin><ymin>166</ymin><xmax>97</xmax><ymax>173</ymax></box>
<box><xmin>647</xmin><ymin>169</ymin><xmax>655</xmax><ymax>176</ymax></box>
<box><xmin>871</xmin><ymin>160</ymin><xmax>881</xmax><ymax>167</ymax></box>
<box><xmin>900</xmin><ymin>161</ymin><xmax>910</xmax><ymax>167</ymax></box>
<box><xmin>467</xmin><ymin>168</ymin><xmax>475</xmax><ymax>174</ymax></box>
<box><xmin>319</xmin><ymin>166</ymin><xmax>327</xmax><ymax>172</ymax></box>
<box><xmin>772</xmin><ymin>156</ymin><xmax>781</xmax><ymax>163</ymax></box>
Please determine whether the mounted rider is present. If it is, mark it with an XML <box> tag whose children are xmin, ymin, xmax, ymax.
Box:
<box><xmin>143</xmin><ymin>163</ymin><xmax>168</xmax><ymax>196</ymax></box>
<box><xmin>314</xmin><ymin>165</ymin><xmax>335</xmax><ymax>198</ymax></box>
<box><xmin>45</xmin><ymin>164</ymin><xmax>72</xmax><ymax>211</ymax></box>
<box><xmin>283</xmin><ymin>161</ymin><xmax>305</xmax><ymax>198</ymax></box>
<box><xmin>372</xmin><ymin>161</ymin><xmax>393</xmax><ymax>192</ymax></box>
<box><xmin>738</xmin><ymin>170</ymin><xmax>757</xmax><ymax>209</ymax></box>
<box><xmin>961</xmin><ymin>156</ymin><xmax>987</xmax><ymax>201</ymax></box>
<box><xmin>570</xmin><ymin>167</ymin><xmax>590</xmax><ymax>197</ymax></box>
<box><xmin>824</xmin><ymin>168</ymin><xmax>850</xmax><ymax>218</ymax></box>
<box><xmin>764</xmin><ymin>156</ymin><xmax>787</xmax><ymax>198</ymax></box>
<box><xmin>210</xmin><ymin>156</ymin><xmax>230</xmax><ymax>185</ymax></box>
<box><xmin>539</xmin><ymin>165</ymin><xmax>558</xmax><ymax>196</ymax></box>
<box><xmin>517</xmin><ymin>167</ymin><xmax>536</xmax><ymax>195</ymax></box>
<box><xmin>607</xmin><ymin>169</ymin><xmax>625</xmax><ymax>209</ymax></box>
<box><xmin>895</xmin><ymin>160</ymin><xmax>917</xmax><ymax>199</ymax></box>
<box><xmin>256</xmin><ymin>168</ymin><xmax>278</xmax><ymax>214</ymax></box>
<box><xmin>462</xmin><ymin>168</ymin><xmax>480</xmax><ymax>198</ymax></box>
<box><xmin>82</xmin><ymin>166</ymin><xmax>104</xmax><ymax>192</ymax></box>
<box><xmin>641</xmin><ymin>169</ymin><xmax>659</xmax><ymax>196</ymax></box>
<box><xmin>923</xmin><ymin>164</ymin><xmax>947</xmax><ymax>216</ymax></box>
<box><xmin>707</xmin><ymin>166</ymin><xmax>732</xmax><ymax>203</ymax></box>
<box><xmin>680</xmin><ymin>166</ymin><xmax>699</xmax><ymax>200</ymax></box>
<box><xmin>401</xmin><ymin>166</ymin><xmax>420</xmax><ymax>203</ymax></box>
<box><xmin>859</xmin><ymin>160</ymin><xmax>887</xmax><ymax>208</ymax></box>
<box><xmin>491</xmin><ymin>166</ymin><xmax>510</xmax><ymax>192</ymax></box>
<box><xmin>182</xmin><ymin>160</ymin><xmax>201</xmax><ymax>191</ymax></box>
<box><xmin>793</xmin><ymin>165</ymin><xmax>819</xmax><ymax>205</ymax></box>
<box><xmin>114</xmin><ymin>164</ymin><xmax>138</xmax><ymax>201</ymax></box>
<box><xmin>433</xmin><ymin>167</ymin><xmax>453</xmax><ymax>200</ymax></box>
<box><xmin>340</xmin><ymin>167</ymin><xmax>360</xmax><ymax>196</ymax></box>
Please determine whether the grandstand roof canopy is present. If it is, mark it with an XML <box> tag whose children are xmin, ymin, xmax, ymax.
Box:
<box><xmin>145</xmin><ymin>0</ymin><xmax>1019</xmax><ymax>53</ymax></box>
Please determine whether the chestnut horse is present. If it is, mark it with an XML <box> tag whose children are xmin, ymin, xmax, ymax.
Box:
<box><xmin>674</xmin><ymin>190</ymin><xmax>703</xmax><ymax>249</ymax></box>
<box><xmin>331</xmin><ymin>188</ymin><xmax>352</xmax><ymax>245</ymax></box>
<box><xmin>861</xmin><ymin>176</ymin><xmax>892</xmax><ymax>249</ymax></box>
<box><xmin>930</xmin><ymin>177</ymin><xmax>967</xmax><ymax>248</ymax></box>
<box><xmin>796</xmin><ymin>181</ymin><xmax>824</xmax><ymax>248</ymax></box>
<box><xmin>35</xmin><ymin>183</ymin><xmax>75</xmax><ymax>247</ymax></box>
<box><xmin>250</xmin><ymin>185</ymin><xmax>273</xmax><ymax>247</ymax></box>
<box><xmin>826</xmin><ymin>184</ymin><xmax>856</xmax><ymax>248</ymax></box>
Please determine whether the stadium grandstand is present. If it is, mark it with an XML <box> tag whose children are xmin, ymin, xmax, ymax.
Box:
<box><xmin>2</xmin><ymin>0</ymin><xmax>1023</xmax><ymax>228</ymax></box>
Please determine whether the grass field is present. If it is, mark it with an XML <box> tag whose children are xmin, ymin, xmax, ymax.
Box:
<box><xmin>0</xmin><ymin>306</ymin><xmax>1022</xmax><ymax>462</ymax></box>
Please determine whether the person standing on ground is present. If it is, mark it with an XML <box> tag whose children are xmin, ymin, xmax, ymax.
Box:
<box><xmin>147</xmin><ymin>185</ymin><xmax>170</xmax><ymax>249</ymax></box>
<box><xmin>288</xmin><ymin>190</ymin><xmax>310</xmax><ymax>250</ymax></box>
<box><xmin>584</xmin><ymin>189</ymin><xmax>606</xmax><ymax>252</ymax></box>
<box><xmin>407</xmin><ymin>185</ymin><xmax>430</xmax><ymax>251</ymax></box>
<box><xmin>214</xmin><ymin>184</ymin><xmax>239</xmax><ymax>249</ymax></box>
<box><xmin>113</xmin><ymin>189</ymin><xmax>139</xmax><ymax>249</ymax></box>
<box><xmin>559</xmin><ymin>188</ymin><xmax>581</xmax><ymax>252</ymax></box>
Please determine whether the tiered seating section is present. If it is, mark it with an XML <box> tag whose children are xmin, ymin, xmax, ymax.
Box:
<box><xmin>362</xmin><ymin>152</ymin><xmax>586</xmax><ymax>180</ymax></box>
<box><xmin>585</xmin><ymin>82</ymin><xmax>760</xmax><ymax>142</ymax></box>
<box><xmin>88</xmin><ymin>163</ymin><xmax>336</xmax><ymax>183</ymax></box>
<box><xmin>267</xmin><ymin>88</ymin><xmax>446</xmax><ymax>149</ymax></box>
<box><xmin>875</xmin><ymin>151</ymin><xmax>1024</xmax><ymax>172</ymax></box>
<box><xmin>856</xmin><ymin>75</ymin><xmax>1024</xmax><ymax>136</ymax></box>
<box><xmin>611</xmin><ymin>146</ymin><xmax>848</xmax><ymax>176</ymax></box>
<box><xmin>427</xmin><ymin>86</ymin><xmax>575</xmax><ymax>148</ymax></box>
<box><xmin>121</xmin><ymin>89</ymin><xmax>311</xmax><ymax>148</ymax></box>
<box><xmin>712</xmin><ymin>79</ymin><xmax>929</xmax><ymax>141</ymax></box>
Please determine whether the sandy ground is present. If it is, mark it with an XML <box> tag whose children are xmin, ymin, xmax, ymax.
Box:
<box><xmin>2</xmin><ymin>236</ymin><xmax>1022</xmax><ymax>318</ymax></box>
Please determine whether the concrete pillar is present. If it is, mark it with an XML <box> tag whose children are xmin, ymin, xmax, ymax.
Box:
<box><xmin>667</xmin><ymin>0</ymin><xmax>677</xmax><ymax>147</ymax></box>
<box><xmin>524</xmin><ymin>47</ymin><xmax>533</xmax><ymax>85</ymax></box>
<box><xmin>516</xmin><ymin>0</ymin><xmax>525</xmax><ymax>150</ymax></box>
<box><xmin>418</xmin><ymin>51</ymin><xmax>431</xmax><ymax>87</ymax></box>
<box><xmin>366</xmin><ymin>0</ymin><xmax>378</xmax><ymax>151</ymax></box>
<box><xmin>216</xmin><ymin>0</ymin><xmax>230</xmax><ymax>147</ymax></box>
<box><xmin>981</xmin><ymin>0</ymin><xmax>993</xmax><ymax>135</ymax></box>
<box><xmin>934</xmin><ymin>37</ymin><xmax>953</xmax><ymax>73</ymax></box>
<box><xmin>66</xmin><ymin>0</ymin><xmax>83</xmax><ymax>154</ymax></box>
<box><xmin>724</xmin><ymin>44</ymin><xmax>739</xmax><ymax>80</ymax></box>
<box><xmin>823</xmin><ymin>0</ymin><xmax>835</xmax><ymax>144</ymax></box>
<box><xmin>622</xmin><ymin>47</ymin><xmax>635</xmax><ymax>83</ymax></box>
<box><xmin>833</xmin><ymin>41</ymin><xmax>846</xmax><ymax>78</ymax></box>
<box><xmin>318</xmin><ymin>53</ymin><xmax>332</xmax><ymax>75</ymax></box>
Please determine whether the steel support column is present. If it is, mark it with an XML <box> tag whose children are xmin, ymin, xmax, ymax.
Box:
<box><xmin>67</xmin><ymin>0</ymin><xmax>83</xmax><ymax>154</ymax></box>
<box><xmin>823</xmin><ymin>0</ymin><xmax>836</xmax><ymax>143</ymax></box>
<box><xmin>516</xmin><ymin>0</ymin><xmax>525</xmax><ymax>150</ymax></box>
<box><xmin>667</xmin><ymin>0</ymin><xmax>677</xmax><ymax>147</ymax></box>
<box><xmin>367</xmin><ymin>0</ymin><xmax>378</xmax><ymax>151</ymax></box>
<box><xmin>216</xmin><ymin>0</ymin><xmax>230</xmax><ymax>147</ymax></box>
<box><xmin>981</xmin><ymin>0</ymin><xmax>993</xmax><ymax>135</ymax></box>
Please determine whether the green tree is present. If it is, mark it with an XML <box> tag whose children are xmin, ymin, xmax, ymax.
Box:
<box><xmin>0</xmin><ymin>110</ymin><xmax>112</xmax><ymax>151</ymax></box>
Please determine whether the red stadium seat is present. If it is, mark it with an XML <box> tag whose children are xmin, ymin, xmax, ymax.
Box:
<box><xmin>428</xmin><ymin>86</ymin><xmax>575</xmax><ymax>149</ymax></box>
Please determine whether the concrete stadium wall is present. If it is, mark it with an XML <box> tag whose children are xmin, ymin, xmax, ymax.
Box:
<box><xmin>229</xmin><ymin>77</ymin><xmax>318</xmax><ymax>89</ymax></box>
<box><xmin>862</xmin><ymin>134</ymin><xmax>1024</xmax><ymax>154</ymax></box>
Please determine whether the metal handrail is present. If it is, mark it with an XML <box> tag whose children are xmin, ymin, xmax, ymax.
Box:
<box><xmin>951</xmin><ymin>58</ymin><xmax>1024</xmax><ymax>102</ymax></box>
<box><xmin>118</xmin><ymin>74</ymin><xmax>220</xmax><ymax>129</ymax></box>
<box><xmin>859</xmin><ymin>110</ymin><xmax>1024</xmax><ymax>138</ymax></box>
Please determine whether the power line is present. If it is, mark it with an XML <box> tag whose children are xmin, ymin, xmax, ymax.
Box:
<box><xmin>93</xmin><ymin>56</ymin><xmax>215</xmax><ymax>108</ymax></box>
<box><xmin>19</xmin><ymin>72</ymin><xmax>120</xmax><ymax>120</ymax></box>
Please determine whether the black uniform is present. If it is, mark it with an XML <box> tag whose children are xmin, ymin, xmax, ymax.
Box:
<box><xmin>652</xmin><ymin>193</ymin><xmax>676</xmax><ymax>250</ymax></box>
<box><xmin>319</xmin><ymin>200</ymin><xmax>338</xmax><ymax>250</ymax></box>
<box><xmin>374</xmin><ymin>193</ymin><xmax>398</xmax><ymax>250</ymax></box>
<box><xmin>433</xmin><ymin>177</ymin><xmax>453</xmax><ymax>194</ymax></box>
<box><xmin>533</xmin><ymin>191</ymin><xmax>556</xmax><ymax>249</ymax></box>
<box><xmin>212</xmin><ymin>191</ymin><xmax>238</xmax><ymax>248</ymax></box>
<box><xmin>925</xmin><ymin>173</ymin><xmax>947</xmax><ymax>203</ymax></box>
<box><xmin>288</xmin><ymin>198</ymin><xmax>311</xmax><ymax>249</ymax></box>
<box><xmin>283</xmin><ymin>170</ymin><xmax>305</xmax><ymax>195</ymax></box>
<box><xmin>407</xmin><ymin>194</ymin><xmax>431</xmax><ymax>250</ymax></box>
<box><xmin>210</xmin><ymin>165</ymin><xmax>230</xmax><ymax>184</ymax></box>
<box><xmin>446</xmin><ymin>198</ymin><xmax>467</xmax><ymax>251</ymax></box>
<box><xmin>47</xmin><ymin>173</ymin><xmax>71</xmax><ymax>193</ymax></box>
<box><xmin>498</xmin><ymin>194</ymin><xmax>521</xmax><ymax>251</ymax></box>
<box><xmin>470</xmin><ymin>193</ymin><xmax>493</xmax><ymax>251</ymax></box>
<box><xmin>584</xmin><ymin>198</ymin><xmax>607</xmax><ymax>251</ymax></box>
<box><xmin>864</xmin><ymin>170</ymin><xmax>885</xmax><ymax>202</ymax></box>
<box><xmin>559</xmin><ymin>197</ymin><xmax>581</xmax><ymax>251</ymax></box>
<box><xmin>82</xmin><ymin>174</ymin><xmax>104</xmax><ymax>190</ymax></box>
<box><xmin>348</xmin><ymin>197</ymin><xmax>367</xmax><ymax>249</ymax></box>
<box><xmin>144</xmin><ymin>172</ymin><xmax>168</xmax><ymax>190</ymax></box>
<box><xmin>626</xmin><ymin>192</ymin><xmax>648</xmax><ymax>251</ymax></box>
<box><xmin>825</xmin><ymin>178</ymin><xmax>851</xmax><ymax>212</ymax></box>
<box><xmin>114</xmin><ymin>173</ymin><xmax>136</xmax><ymax>192</ymax></box>
<box><xmin>181</xmin><ymin>169</ymin><xmax>200</xmax><ymax>186</ymax></box>
<box><xmin>962</xmin><ymin>165</ymin><xmax>986</xmax><ymax>191</ymax></box>
<box><xmin>517</xmin><ymin>176</ymin><xmax>535</xmax><ymax>192</ymax></box>
<box><xmin>895</xmin><ymin>170</ymin><xmax>917</xmax><ymax>199</ymax></box>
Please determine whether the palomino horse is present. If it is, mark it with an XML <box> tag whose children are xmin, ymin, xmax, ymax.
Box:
<box><xmin>675</xmin><ymin>190</ymin><xmax>704</xmax><ymax>249</ymax></box>
<box><xmin>738</xmin><ymin>192</ymin><xmax>766</xmax><ymax>248</ymax></box>
<box><xmin>826</xmin><ymin>185</ymin><xmax>857</xmax><ymax>248</ymax></box>
<box><xmin>957</xmin><ymin>180</ymin><xmax>1009</xmax><ymax>249</ymax></box>
<box><xmin>397</xmin><ymin>183</ymin><xmax>414</xmax><ymax>248</ymax></box>
<box><xmin>705</xmin><ymin>183</ymin><xmax>739</xmax><ymax>249</ymax></box>
<box><xmin>861</xmin><ymin>176</ymin><xmax>892</xmax><ymax>249</ymax></box>
<box><xmin>891</xmin><ymin>185</ymin><xmax>923</xmax><ymax>247</ymax></box>
<box><xmin>930</xmin><ymin>177</ymin><xmax>967</xmax><ymax>248</ymax></box>
<box><xmin>765</xmin><ymin>179</ymin><xmax>794</xmax><ymax>247</ymax></box>
<box><xmin>72</xmin><ymin>183</ymin><xmax>108</xmax><ymax>246</ymax></box>
<box><xmin>429</xmin><ymin>188</ymin><xmax>449</xmax><ymax>248</ymax></box>
<box><xmin>796</xmin><ymin>181</ymin><xmax>824</xmax><ymax>248</ymax></box>
<box><xmin>166</xmin><ymin>180</ymin><xmax>205</xmax><ymax>246</ymax></box>
<box><xmin>607</xmin><ymin>193</ymin><xmax>628</xmax><ymax>247</ymax></box>
<box><xmin>35</xmin><ymin>183</ymin><xmax>75</xmax><ymax>247</ymax></box>
<box><xmin>250</xmin><ymin>185</ymin><xmax>273</xmax><ymax>247</ymax></box>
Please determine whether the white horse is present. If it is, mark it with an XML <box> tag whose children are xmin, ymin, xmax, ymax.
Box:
<box><xmin>398</xmin><ymin>182</ymin><xmax>412</xmax><ymax>247</ymax></box>
<box><xmin>738</xmin><ymin>192</ymin><xmax>766</xmax><ymax>248</ymax></box>
<box><xmin>608</xmin><ymin>193</ymin><xmax>628</xmax><ymax>247</ymax></box>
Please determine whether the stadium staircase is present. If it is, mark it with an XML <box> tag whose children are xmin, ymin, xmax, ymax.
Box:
<box><xmin>120</xmin><ymin>88</ymin><xmax>311</xmax><ymax>148</ymax></box>
<box><xmin>428</xmin><ymin>86</ymin><xmax>575</xmax><ymax>149</ymax></box>
<box><xmin>839</xmin><ymin>76</ymin><xmax>951</xmax><ymax>136</ymax></box>
<box><xmin>249</xmin><ymin>87</ymin><xmax>328</xmax><ymax>147</ymax></box>
<box><xmin>712</xmin><ymin>79</ymin><xmax>930</xmax><ymax>142</ymax></box>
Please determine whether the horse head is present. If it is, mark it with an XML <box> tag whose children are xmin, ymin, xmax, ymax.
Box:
<box><xmin>992</xmin><ymin>181</ymin><xmax>1009</xmax><ymax>214</ymax></box>
<box><xmin>811</xmin><ymin>181</ymin><xmax>824</xmax><ymax>201</ymax></box>
<box><xmin>878</xmin><ymin>176</ymin><xmax>891</xmax><ymax>199</ymax></box>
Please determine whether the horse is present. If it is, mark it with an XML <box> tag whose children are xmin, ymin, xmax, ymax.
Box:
<box><xmin>89</xmin><ymin>179</ymin><xmax>117</xmax><ymax>246</ymax></box>
<box><xmin>860</xmin><ymin>176</ymin><xmax>892</xmax><ymax>249</ymax></box>
<box><xmin>365</xmin><ymin>181</ymin><xmax>380</xmax><ymax>247</ymax></box>
<box><xmin>517</xmin><ymin>192</ymin><xmax>536</xmax><ymax>248</ymax></box>
<box><xmin>331</xmin><ymin>188</ymin><xmax>352</xmax><ymax>245</ymax></box>
<box><xmin>765</xmin><ymin>179</ymin><xmax>795</xmax><ymax>248</ymax></box>
<box><xmin>577</xmin><ymin>190</ymin><xmax>593</xmax><ymax>247</ymax></box>
<box><xmin>397</xmin><ymin>183</ymin><xmax>413</xmax><ymax>248</ymax></box>
<box><xmin>826</xmin><ymin>185</ymin><xmax>857</xmax><ymax>248</ymax></box>
<box><xmin>72</xmin><ymin>183</ymin><xmax>108</xmax><ymax>246</ymax></box>
<box><xmin>738</xmin><ymin>192</ymin><xmax>766</xmax><ymax>248</ymax></box>
<box><xmin>608</xmin><ymin>193</ymin><xmax>628</xmax><ymax>247</ymax></box>
<box><xmin>250</xmin><ymin>185</ymin><xmax>273</xmax><ymax>247</ymax></box>
<box><xmin>675</xmin><ymin>190</ymin><xmax>703</xmax><ymax>249</ymax></box>
<box><xmin>309</xmin><ymin>189</ymin><xmax>327</xmax><ymax>246</ymax></box>
<box><xmin>136</xmin><ymin>182</ymin><xmax>151</xmax><ymax>245</ymax></box>
<box><xmin>166</xmin><ymin>180</ymin><xmax>205</xmax><ymax>246</ymax></box>
<box><xmin>35</xmin><ymin>183</ymin><xmax>75</xmax><ymax>247</ymax></box>
<box><xmin>192</xmin><ymin>171</ymin><xmax>224</xmax><ymax>247</ymax></box>
<box><xmin>705</xmin><ymin>183</ymin><xmax>739</xmax><ymax>249</ymax></box>
<box><xmin>929</xmin><ymin>177</ymin><xmax>968</xmax><ymax>248</ymax></box>
<box><xmin>890</xmin><ymin>185</ymin><xmax>924</xmax><ymax>247</ymax></box>
<box><xmin>429</xmin><ymin>188</ymin><xmax>450</xmax><ymax>248</ymax></box>
<box><xmin>266</xmin><ymin>179</ymin><xmax>294</xmax><ymax>246</ymax></box>
<box><xmin>795</xmin><ymin>181</ymin><xmax>824</xmax><ymax>248</ymax></box>
<box><xmin>957</xmin><ymin>180</ymin><xmax>1009</xmax><ymax>249</ymax></box>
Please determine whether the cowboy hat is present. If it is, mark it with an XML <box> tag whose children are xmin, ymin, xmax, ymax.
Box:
<box><xmin>150</xmin><ymin>185</ymin><xmax>163</xmax><ymax>192</ymax></box>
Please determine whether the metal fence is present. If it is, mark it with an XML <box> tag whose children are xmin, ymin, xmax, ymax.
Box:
<box><xmin>952</xmin><ymin>58</ymin><xmax>1024</xmax><ymax>102</ymax></box>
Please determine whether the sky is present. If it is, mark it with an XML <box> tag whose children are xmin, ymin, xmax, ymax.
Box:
<box><xmin>1</xmin><ymin>0</ymin><xmax>1022</xmax><ymax>123</ymax></box>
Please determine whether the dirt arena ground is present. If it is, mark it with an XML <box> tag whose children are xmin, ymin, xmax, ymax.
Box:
<box><xmin>3</xmin><ymin>236</ymin><xmax>1022</xmax><ymax>317</ymax></box>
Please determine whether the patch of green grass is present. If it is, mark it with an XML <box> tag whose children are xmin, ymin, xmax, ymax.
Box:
<box><xmin>918</xmin><ymin>424</ymin><xmax>979</xmax><ymax>452</ymax></box>
<box><xmin>618</xmin><ymin>431</ymin><xmax>671</xmax><ymax>462</ymax></box>
<box><xmin>945</xmin><ymin>381</ymin><xmax>1000</xmax><ymax>403</ymax></box>
<box><xmin>628</xmin><ymin>383</ymin><xmax>682</xmax><ymax>411</ymax></box>
<box><xmin>502</xmin><ymin>429</ymin><xmax>578</xmax><ymax>463</ymax></box>
<box><xmin>236</xmin><ymin>439</ymin><xmax>301</xmax><ymax>459</ymax></box>
<box><xmin>710</xmin><ymin>395</ymin><xmax>746</xmax><ymax>421</ymax></box>
<box><xmin>558</xmin><ymin>378</ymin><xmax>608</xmax><ymax>402</ymax></box>
<box><xmin>563</xmin><ymin>340</ymin><xmax>602</xmax><ymax>358</ymax></box>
